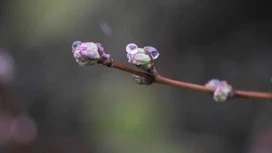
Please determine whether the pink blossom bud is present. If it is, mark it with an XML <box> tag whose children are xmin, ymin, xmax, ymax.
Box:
<box><xmin>125</xmin><ymin>43</ymin><xmax>160</xmax><ymax>70</ymax></box>
<box><xmin>72</xmin><ymin>41</ymin><xmax>101</xmax><ymax>66</ymax></box>
<box><xmin>213</xmin><ymin>82</ymin><xmax>233</xmax><ymax>102</ymax></box>
<box><xmin>205</xmin><ymin>79</ymin><xmax>234</xmax><ymax>103</ymax></box>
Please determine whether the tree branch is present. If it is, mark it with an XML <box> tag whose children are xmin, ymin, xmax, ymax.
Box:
<box><xmin>111</xmin><ymin>61</ymin><xmax>272</xmax><ymax>101</ymax></box>
<box><xmin>111</xmin><ymin>61</ymin><xmax>150</xmax><ymax>78</ymax></box>
<box><xmin>72</xmin><ymin>41</ymin><xmax>272</xmax><ymax>101</ymax></box>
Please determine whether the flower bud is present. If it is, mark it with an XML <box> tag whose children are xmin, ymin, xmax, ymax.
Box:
<box><xmin>205</xmin><ymin>79</ymin><xmax>233</xmax><ymax>103</ymax></box>
<box><xmin>133</xmin><ymin>51</ymin><xmax>152</xmax><ymax>65</ymax></box>
<box><xmin>127</xmin><ymin>48</ymin><xmax>152</xmax><ymax>68</ymax></box>
<box><xmin>126</xmin><ymin>43</ymin><xmax>160</xmax><ymax>69</ymax></box>
<box><xmin>72</xmin><ymin>41</ymin><xmax>101</xmax><ymax>66</ymax></box>
<box><xmin>213</xmin><ymin>82</ymin><xmax>233</xmax><ymax>102</ymax></box>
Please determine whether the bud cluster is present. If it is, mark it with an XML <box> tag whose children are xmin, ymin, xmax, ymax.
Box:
<box><xmin>126</xmin><ymin>43</ymin><xmax>160</xmax><ymax>85</ymax></box>
<box><xmin>72</xmin><ymin>41</ymin><xmax>112</xmax><ymax>67</ymax></box>
<box><xmin>205</xmin><ymin>79</ymin><xmax>234</xmax><ymax>102</ymax></box>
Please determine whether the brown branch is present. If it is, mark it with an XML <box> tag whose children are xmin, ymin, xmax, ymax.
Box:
<box><xmin>110</xmin><ymin>61</ymin><xmax>272</xmax><ymax>101</ymax></box>
<box><xmin>155</xmin><ymin>75</ymin><xmax>214</xmax><ymax>93</ymax></box>
<box><xmin>234</xmin><ymin>90</ymin><xmax>272</xmax><ymax>100</ymax></box>
<box><xmin>111</xmin><ymin>61</ymin><xmax>150</xmax><ymax>78</ymax></box>
<box><xmin>72</xmin><ymin>41</ymin><xmax>272</xmax><ymax>101</ymax></box>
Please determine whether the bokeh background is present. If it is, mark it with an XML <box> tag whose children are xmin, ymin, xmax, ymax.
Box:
<box><xmin>0</xmin><ymin>0</ymin><xmax>272</xmax><ymax>153</ymax></box>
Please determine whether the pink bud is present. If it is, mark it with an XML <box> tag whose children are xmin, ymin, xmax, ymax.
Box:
<box><xmin>72</xmin><ymin>42</ymin><xmax>101</xmax><ymax>66</ymax></box>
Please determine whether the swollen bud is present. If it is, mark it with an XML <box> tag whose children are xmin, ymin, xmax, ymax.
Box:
<box><xmin>205</xmin><ymin>79</ymin><xmax>234</xmax><ymax>103</ymax></box>
<box><xmin>125</xmin><ymin>43</ymin><xmax>159</xmax><ymax>70</ymax></box>
<box><xmin>72</xmin><ymin>41</ymin><xmax>102</xmax><ymax>66</ymax></box>
<box><xmin>213</xmin><ymin>82</ymin><xmax>233</xmax><ymax>102</ymax></box>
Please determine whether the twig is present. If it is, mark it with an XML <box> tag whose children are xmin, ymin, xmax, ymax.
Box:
<box><xmin>110</xmin><ymin>61</ymin><xmax>272</xmax><ymax>101</ymax></box>
<box><xmin>72</xmin><ymin>41</ymin><xmax>272</xmax><ymax>102</ymax></box>
<box><xmin>155</xmin><ymin>75</ymin><xmax>214</xmax><ymax>93</ymax></box>
<box><xmin>111</xmin><ymin>61</ymin><xmax>149</xmax><ymax>78</ymax></box>
<box><xmin>234</xmin><ymin>90</ymin><xmax>272</xmax><ymax>100</ymax></box>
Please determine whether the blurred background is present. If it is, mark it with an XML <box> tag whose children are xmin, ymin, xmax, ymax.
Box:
<box><xmin>0</xmin><ymin>0</ymin><xmax>272</xmax><ymax>153</ymax></box>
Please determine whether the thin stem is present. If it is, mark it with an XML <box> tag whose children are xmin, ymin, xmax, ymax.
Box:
<box><xmin>155</xmin><ymin>75</ymin><xmax>214</xmax><ymax>93</ymax></box>
<box><xmin>110</xmin><ymin>61</ymin><xmax>272</xmax><ymax>101</ymax></box>
<box><xmin>111</xmin><ymin>61</ymin><xmax>149</xmax><ymax>78</ymax></box>
<box><xmin>234</xmin><ymin>90</ymin><xmax>272</xmax><ymax>100</ymax></box>
<box><xmin>156</xmin><ymin>75</ymin><xmax>272</xmax><ymax>100</ymax></box>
